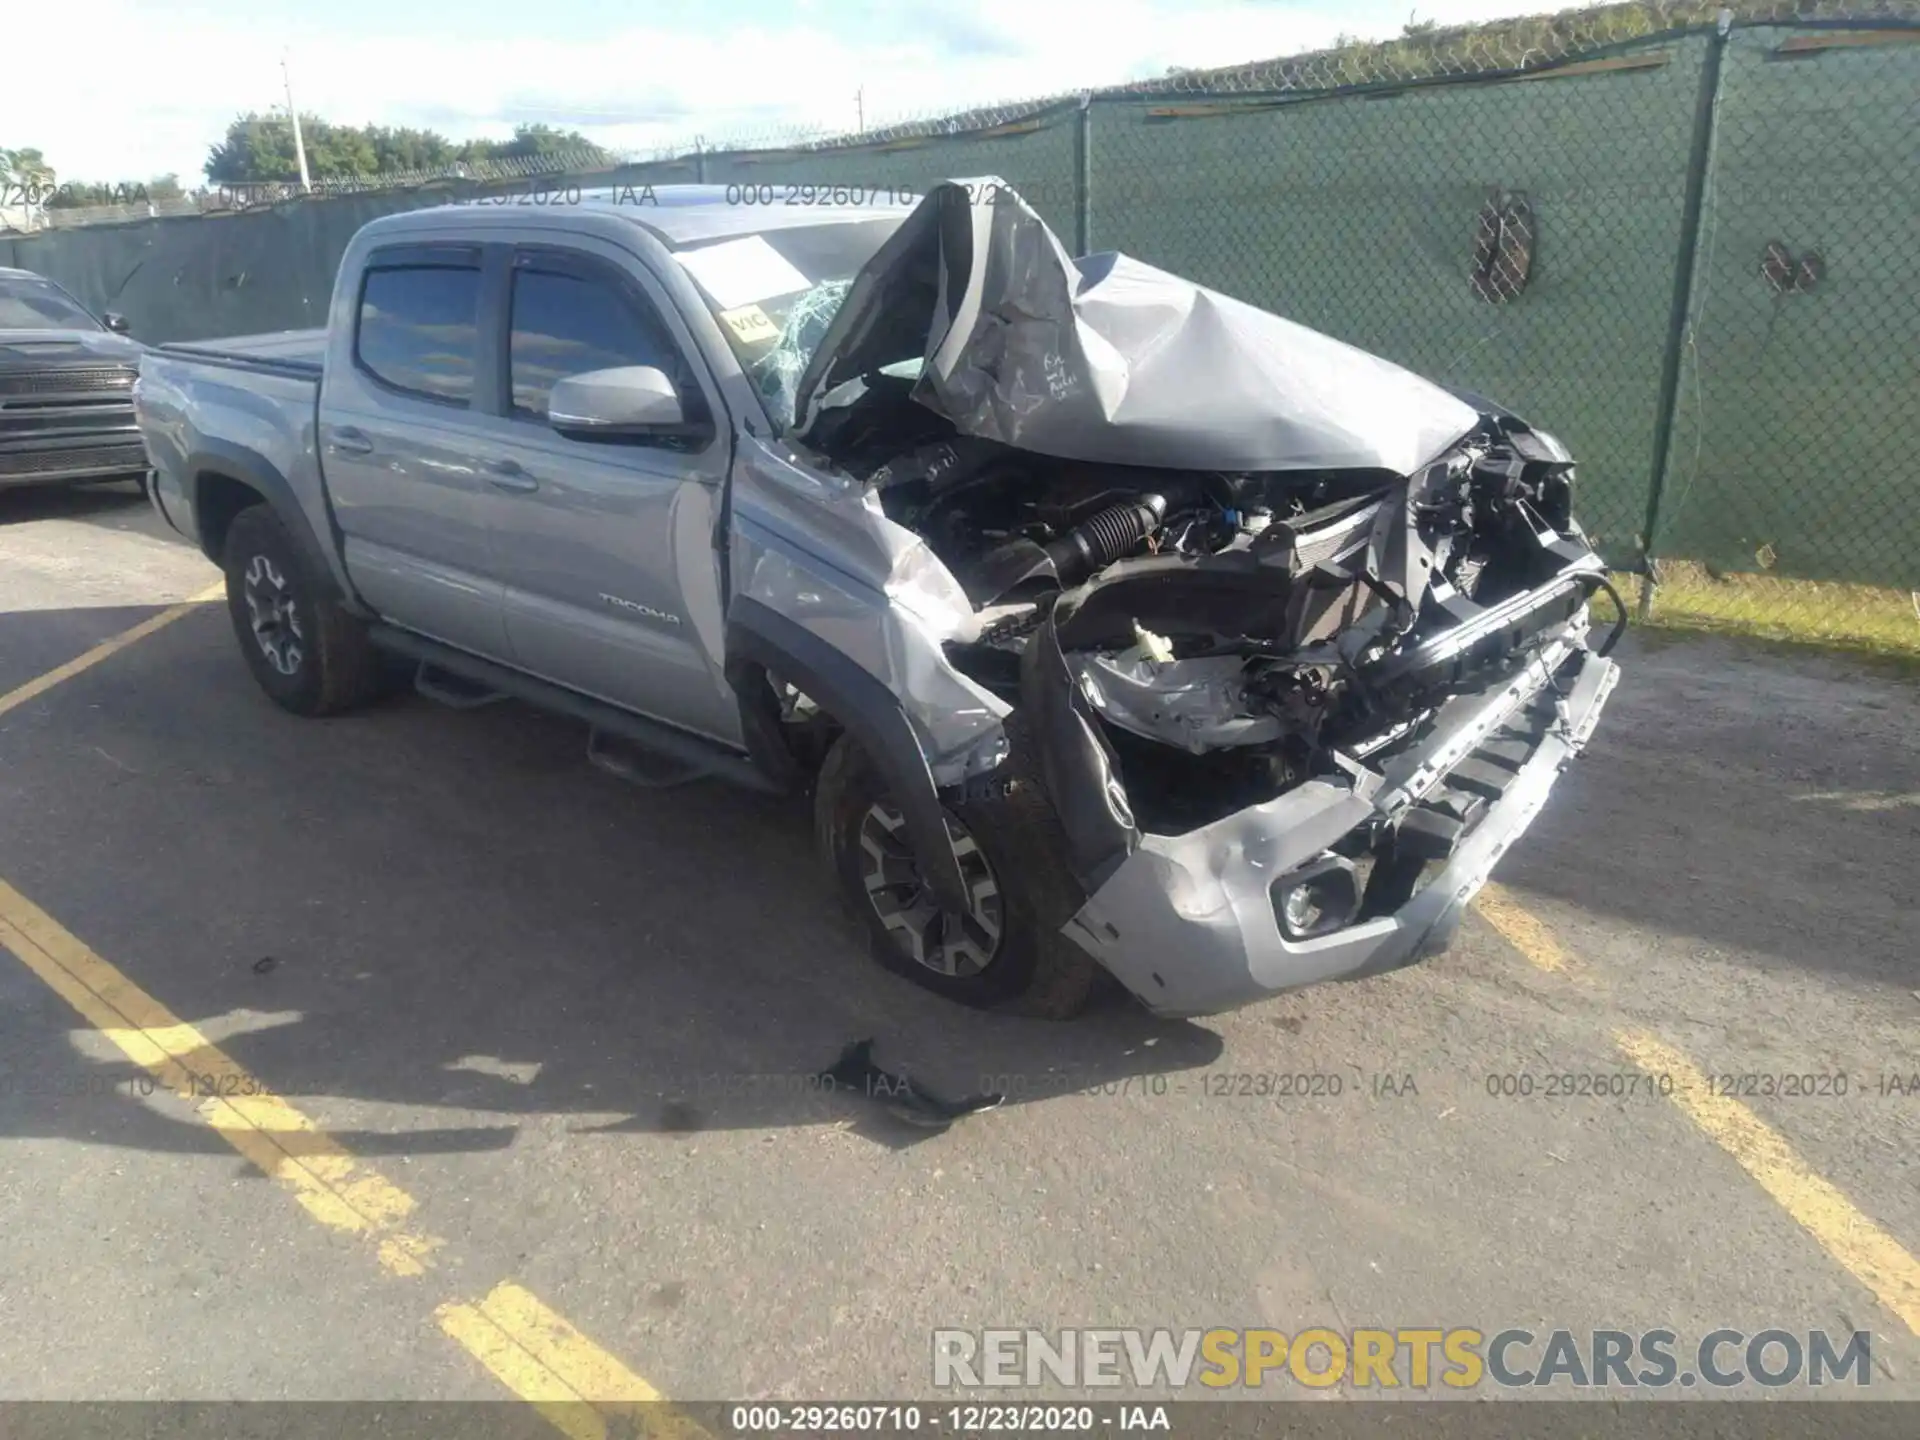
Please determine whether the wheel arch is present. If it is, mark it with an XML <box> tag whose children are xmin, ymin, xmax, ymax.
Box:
<box><xmin>186</xmin><ymin>440</ymin><xmax>349</xmax><ymax>607</ymax></box>
<box><xmin>725</xmin><ymin>595</ymin><xmax>969</xmax><ymax>912</ymax></box>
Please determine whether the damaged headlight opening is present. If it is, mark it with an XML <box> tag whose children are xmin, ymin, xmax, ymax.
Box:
<box><xmin>1274</xmin><ymin>856</ymin><xmax>1363</xmax><ymax>940</ymax></box>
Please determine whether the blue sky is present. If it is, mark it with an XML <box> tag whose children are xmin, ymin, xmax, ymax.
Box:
<box><xmin>8</xmin><ymin>0</ymin><xmax>1536</xmax><ymax>185</ymax></box>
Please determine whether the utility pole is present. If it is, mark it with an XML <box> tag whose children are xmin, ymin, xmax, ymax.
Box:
<box><xmin>856</xmin><ymin>87</ymin><xmax>865</xmax><ymax>133</ymax></box>
<box><xmin>282</xmin><ymin>53</ymin><xmax>312</xmax><ymax>193</ymax></box>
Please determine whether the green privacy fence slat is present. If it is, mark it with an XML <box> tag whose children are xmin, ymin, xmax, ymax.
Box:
<box><xmin>8</xmin><ymin>193</ymin><xmax>432</xmax><ymax>342</ymax></box>
<box><xmin>0</xmin><ymin>164</ymin><xmax>703</xmax><ymax>344</ymax></box>
<box><xmin>699</xmin><ymin>108</ymin><xmax>1081</xmax><ymax>241</ymax></box>
<box><xmin>1085</xmin><ymin>35</ymin><xmax>1713</xmax><ymax>569</ymax></box>
<box><xmin>1653</xmin><ymin>25</ymin><xmax>1920</xmax><ymax>588</ymax></box>
<box><xmin>4</xmin><ymin>20</ymin><xmax>1913</xmax><ymax>612</ymax></box>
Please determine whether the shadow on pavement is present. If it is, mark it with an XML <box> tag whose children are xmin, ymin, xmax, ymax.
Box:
<box><xmin>0</xmin><ymin>980</ymin><xmax>521</xmax><ymax>1174</ymax></box>
<box><xmin>12</xmin><ymin>610</ymin><xmax>1909</xmax><ymax>1174</ymax></box>
<box><xmin>0</xmin><ymin>478</ymin><xmax>148</xmax><ymax>529</ymax></box>
<box><xmin>0</xmin><ymin>482</ymin><xmax>209</xmax><ymax>693</ymax></box>
<box><xmin>1496</xmin><ymin>631</ymin><xmax>1918</xmax><ymax>994</ymax></box>
<box><xmin>0</xmin><ymin>601</ymin><xmax>1225</xmax><ymax>1160</ymax></box>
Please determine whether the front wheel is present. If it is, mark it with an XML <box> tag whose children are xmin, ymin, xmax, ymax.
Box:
<box><xmin>814</xmin><ymin>733</ymin><xmax>1103</xmax><ymax>1019</ymax></box>
<box><xmin>223</xmin><ymin>504</ymin><xmax>388</xmax><ymax>716</ymax></box>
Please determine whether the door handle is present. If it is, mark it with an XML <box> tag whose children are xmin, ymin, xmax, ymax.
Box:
<box><xmin>484</xmin><ymin>458</ymin><xmax>539</xmax><ymax>493</ymax></box>
<box><xmin>331</xmin><ymin>426</ymin><xmax>374</xmax><ymax>457</ymax></box>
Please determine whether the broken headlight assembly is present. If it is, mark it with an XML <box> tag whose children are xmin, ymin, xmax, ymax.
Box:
<box><xmin>1272</xmin><ymin>854</ymin><xmax>1364</xmax><ymax>940</ymax></box>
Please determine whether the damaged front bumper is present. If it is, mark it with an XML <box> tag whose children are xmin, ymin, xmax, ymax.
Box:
<box><xmin>1058</xmin><ymin>634</ymin><xmax>1619</xmax><ymax>1018</ymax></box>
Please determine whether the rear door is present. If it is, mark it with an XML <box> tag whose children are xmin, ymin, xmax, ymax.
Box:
<box><xmin>477</xmin><ymin>241</ymin><xmax>740</xmax><ymax>744</ymax></box>
<box><xmin>318</xmin><ymin>243</ymin><xmax>512</xmax><ymax>659</ymax></box>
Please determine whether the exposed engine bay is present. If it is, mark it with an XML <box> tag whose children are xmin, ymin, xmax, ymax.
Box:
<box><xmin>806</xmin><ymin>384</ymin><xmax>1615</xmax><ymax>835</ymax></box>
<box><xmin>759</xmin><ymin>176</ymin><xmax>1618</xmax><ymax>844</ymax></box>
<box><xmin>722</xmin><ymin>176</ymin><xmax>1622</xmax><ymax>1013</ymax></box>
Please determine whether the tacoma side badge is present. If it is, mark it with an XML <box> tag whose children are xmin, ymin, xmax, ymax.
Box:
<box><xmin>599</xmin><ymin>593</ymin><xmax>682</xmax><ymax>625</ymax></box>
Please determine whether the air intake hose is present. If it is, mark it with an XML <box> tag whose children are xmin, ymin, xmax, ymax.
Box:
<box><xmin>954</xmin><ymin>493</ymin><xmax>1168</xmax><ymax>607</ymax></box>
<box><xmin>1044</xmin><ymin>494</ymin><xmax>1167</xmax><ymax>588</ymax></box>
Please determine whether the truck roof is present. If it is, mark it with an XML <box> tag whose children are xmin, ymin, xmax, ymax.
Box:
<box><xmin>405</xmin><ymin>183</ymin><xmax>917</xmax><ymax>248</ymax></box>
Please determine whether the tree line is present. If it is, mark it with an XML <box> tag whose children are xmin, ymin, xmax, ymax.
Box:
<box><xmin>7</xmin><ymin>1</ymin><xmax>1847</xmax><ymax>209</ymax></box>
<box><xmin>3</xmin><ymin>119</ymin><xmax>604</xmax><ymax>212</ymax></box>
<box><xmin>201</xmin><ymin>116</ymin><xmax>604</xmax><ymax>184</ymax></box>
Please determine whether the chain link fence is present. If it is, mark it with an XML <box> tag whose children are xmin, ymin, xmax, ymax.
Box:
<box><xmin>2</xmin><ymin>7</ymin><xmax>1914</xmax><ymax>652</ymax></box>
<box><xmin>1091</xmin><ymin>33</ymin><xmax>1717</xmax><ymax>576</ymax></box>
<box><xmin>1646</xmin><ymin>20</ymin><xmax>1920</xmax><ymax>649</ymax></box>
<box><xmin>7</xmin><ymin>150</ymin><xmax>622</xmax><ymax>232</ymax></box>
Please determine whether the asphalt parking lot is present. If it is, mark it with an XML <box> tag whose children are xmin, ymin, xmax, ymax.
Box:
<box><xmin>1</xmin><ymin>481</ymin><xmax>1915</xmax><ymax>1420</ymax></box>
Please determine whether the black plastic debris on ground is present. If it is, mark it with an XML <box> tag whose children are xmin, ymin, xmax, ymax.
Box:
<box><xmin>817</xmin><ymin>1039</ymin><xmax>1003</xmax><ymax>1130</ymax></box>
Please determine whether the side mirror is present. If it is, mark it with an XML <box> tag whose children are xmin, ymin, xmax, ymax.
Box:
<box><xmin>103</xmin><ymin>312</ymin><xmax>131</xmax><ymax>334</ymax></box>
<box><xmin>547</xmin><ymin>365</ymin><xmax>690</xmax><ymax>439</ymax></box>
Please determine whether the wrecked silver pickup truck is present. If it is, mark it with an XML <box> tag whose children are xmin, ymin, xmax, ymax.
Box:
<box><xmin>135</xmin><ymin>178</ymin><xmax>1619</xmax><ymax>1020</ymax></box>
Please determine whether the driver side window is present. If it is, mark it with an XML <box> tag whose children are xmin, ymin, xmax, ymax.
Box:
<box><xmin>507</xmin><ymin>258</ymin><xmax>704</xmax><ymax>426</ymax></box>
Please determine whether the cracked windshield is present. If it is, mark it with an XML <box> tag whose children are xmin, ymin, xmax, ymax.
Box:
<box><xmin>671</xmin><ymin>214</ymin><xmax>906</xmax><ymax>430</ymax></box>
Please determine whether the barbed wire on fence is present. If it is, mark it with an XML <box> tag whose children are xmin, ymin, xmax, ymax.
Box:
<box><xmin>4</xmin><ymin>6</ymin><xmax>1914</xmax><ymax>651</ymax></box>
<box><xmin>5</xmin><ymin>149</ymin><xmax>629</xmax><ymax>231</ymax></box>
<box><xmin>1142</xmin><ymin>0</ymin><xmax>1918</xmax><ymax>92</ymax></box>
<box><xmin>12</xmin><ymin>0</ymin><xmax>1918</xmax><ymax>232</ymax></box>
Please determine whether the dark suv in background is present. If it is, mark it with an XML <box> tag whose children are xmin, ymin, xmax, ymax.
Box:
<box><xmin>0</xmin><ymin>267</ymin><xmax>147</xmax><ymax>491</ymax></box>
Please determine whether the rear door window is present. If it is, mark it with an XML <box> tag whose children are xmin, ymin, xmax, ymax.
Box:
<box><xmin>355</xmin><ymin>261</ymin><xmax>482</xmax><ymax>405</ymax></box>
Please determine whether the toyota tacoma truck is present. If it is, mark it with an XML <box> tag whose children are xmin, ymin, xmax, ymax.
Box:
<box><xmin>1</xmin><ymin>266</ymin><xmax>147</xmax><ymax>490</ymax></box>
<box><xmin>134</xmin><ymin>180</ymin><xmax>1620</xmax><ymax>1019</ymax></box>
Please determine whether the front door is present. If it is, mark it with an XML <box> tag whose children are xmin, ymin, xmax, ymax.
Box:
<box><xmin>479</xmin><ymin>242</ymin><xmax>740</xmax><ymax>744</ymax></box>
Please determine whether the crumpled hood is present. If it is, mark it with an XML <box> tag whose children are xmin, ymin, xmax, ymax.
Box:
<box><xmin>793</xmin><ymin>177</ymin><xmax>1479</xmax><ymax>475</ymax></box>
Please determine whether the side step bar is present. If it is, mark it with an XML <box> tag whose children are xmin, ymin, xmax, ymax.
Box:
<box><xmin>414</xmin><ymin>662</ymin><xmax>507</xmax><ymax>710</ymax></box>
<box><xmin>585</xmin><ymin>728</ymin><xmax>708</xmax><ymax>789</ymax></box>
<box><xmin>367</xmin><ymin>625</ymin><xmax>784</xmax><ymax>796</ymax></box>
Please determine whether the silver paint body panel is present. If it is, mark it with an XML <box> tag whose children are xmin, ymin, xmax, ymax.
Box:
<box><xmin>1064</xmin><ymin>639</ymin><xmax>1619</xmax><ymax>1017</ymax></box>
<box><xmin>135</xmin><ymin>187</ymin><xmax>1617</xmax><ymax>1018</ymax></box>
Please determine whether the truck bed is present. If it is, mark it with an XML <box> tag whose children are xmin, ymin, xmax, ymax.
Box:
<box><xmin>160</xmin><ymin>328</ymin><xmax>325</xmax><ymax>379</ymax></box>
<box><xmin>135</xmin><ymin>334</ymin><xmax>333</xmax><ymax>580</ymax></box>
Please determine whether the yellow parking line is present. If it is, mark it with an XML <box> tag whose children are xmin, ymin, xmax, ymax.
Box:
<box><xmin>1475</xmin><ymin>885</ymin><xmax>1920</xmax><ymax>1340</ymax></box>
<box><xmin>464</xmin><ymin>1282</ymin><xmax>666</xmax><ymax>1403</ymax></box>
<box><xmin>0</xmin><ymin>877</ymin><xmax>441</xmax><ymax>1276</ymax></box>
<box><xmin>1475</xmin><ymin>881</ymin><xmax>1574</xmax><ymax>973</ymax></box>
<box><xmin>1617</xmin><ymin>1030</ymin><xmax>1920</xmax><ymax>1338</ymax></box>
<box><xmin>438</xmin><ymin>1283</ymin><xmax>704</xmax><ymax>1440</ymax></box>
<box><xmin>0</xmin><ymin>871</ymin><xmax>685</xmax><ymax>1429</ymax></box>
<box><xmin>0</xmin><ymin>580</ymin><xmax>225</xmax><ymax>721</ymax></box>
<box><xmin>0</xmin><ymin>576</ymin><xmax>680</xmax><ymax>1432</ymax></box>
<box><xmin>438</xmin><ymin>1300</ymin><xmax>603</xmax><ymax>1440</ymax></box>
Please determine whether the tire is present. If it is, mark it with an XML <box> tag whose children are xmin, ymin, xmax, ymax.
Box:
<box><xmin>222</xmin><ymin>504</ymin><xmax>387</xmax><ymax>716</ymax></box>
<box><xmin>814</xmin><ymin>728</ymin><xmax>1104</xmax><ymax>1019</ymax></box>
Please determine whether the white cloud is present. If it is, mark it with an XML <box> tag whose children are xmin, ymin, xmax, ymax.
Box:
<box><xmin>3</xmin><ymin>0</ymin><xmax>1532</xmax><ymax>185</ymax></box>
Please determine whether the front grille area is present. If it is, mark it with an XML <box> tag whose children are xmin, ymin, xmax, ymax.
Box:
<box><xmin>1331</xmin><ymin>670</ymin><xmax>1568</xmax><ymax>926</ymax></box>
<box><xmin>0</xmin><ymin>442</ymin><xmax>148</xmax><ymax>479</ymax></box>
<box><xmin>0</xmin><ymin>366</ymin><xmax>136</xmax><ymax>398</ymax></box>
<box><xmin>2</xmin><ymin>402</ymin><xmax>139</xmax><ymax>439</ymax></box>
<box><xmin>0</xmin><ymin>366</ymin><xmax>142</xmax><ymax>472</ymax></box>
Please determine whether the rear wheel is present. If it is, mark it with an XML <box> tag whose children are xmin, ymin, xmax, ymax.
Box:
<box><xmin>223</xmin><ymin>504</ymin><xmax>388</xmax><ymax>716</ymax></box>
<box><xmin>814</xmin><ymin>732</ymin><xmax>1103</xmax><ymax>1018</ymax></box>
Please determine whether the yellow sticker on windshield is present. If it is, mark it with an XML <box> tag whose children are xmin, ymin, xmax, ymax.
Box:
<box><xmin>720</xmin><ymin>304</ymin><xmax>780</xmax><ymax>344</ymax></box>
